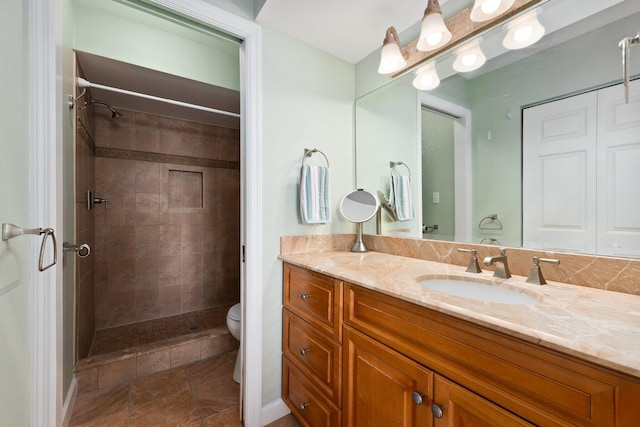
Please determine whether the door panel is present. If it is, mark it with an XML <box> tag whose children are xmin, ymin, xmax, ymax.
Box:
<box><xmin>523</xmin><ymin>91</ymin><xmax>597</xmax><ymax>253</ymax></box>
<box><xmin>597</xmin><ymin>80</ymin><xmax>640</xmax><ymax>257</ymax></box>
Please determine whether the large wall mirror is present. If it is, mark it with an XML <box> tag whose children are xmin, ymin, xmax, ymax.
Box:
<box><xmin>356</xmin><ymin>0</ymin><xmax>640</xmax><ymax>258</ymax></box>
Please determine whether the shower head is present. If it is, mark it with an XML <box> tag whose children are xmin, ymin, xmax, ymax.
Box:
<box><xmin>89</xmin><ymin>99</ymin><xmax>123</xmax><ymax>119</ymax></box>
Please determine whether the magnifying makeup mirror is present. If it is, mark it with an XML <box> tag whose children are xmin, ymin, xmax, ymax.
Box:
<box><xmin>340</xmin><ymin>189</ymin><xmax>380</xmax><ymax>252</ymax></box>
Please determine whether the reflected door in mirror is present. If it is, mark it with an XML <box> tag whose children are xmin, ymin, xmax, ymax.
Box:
<box><xmin>523</xmin><ymin>80</ymin><xmax>640</xmax><ymax>257</ymax></box>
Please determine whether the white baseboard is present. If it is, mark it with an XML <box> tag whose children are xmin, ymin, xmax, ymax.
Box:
<box><xmin>61</xmin><ymin>378</ymin><xmax>77</xmax><ymax>427</ymax></box>
<box><xmin>261</xmin><ymin>398</ymin><xmax>290</xmax><ymax>426</ymax></box>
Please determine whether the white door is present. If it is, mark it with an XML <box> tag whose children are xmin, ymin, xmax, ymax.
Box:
<box><xmin>523</xmin><ymin>91</ymin><xmax>598</xmax><ymax>253</ymax></box>
<box><xmin>596</xmin><ymin>80</ymin><xmax>640</xmax><ymax>257</ymax></box>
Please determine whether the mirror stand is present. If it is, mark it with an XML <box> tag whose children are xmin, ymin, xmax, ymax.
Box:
<box><xmin>352</xmin><ymin>222</ymin><xmax>368</xmax><ymax>252</ymax></box>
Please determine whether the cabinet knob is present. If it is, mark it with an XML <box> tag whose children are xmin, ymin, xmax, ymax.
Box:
<box><xmin>298</xmin><ymin>402</ymin><xmax>309</xmax><ymax>411</ymax></box>
<box><xmin>411</xmin><ymin>391</ymin><xmax>424</xmax><ymax>405</ymax></box>
<box><xmin>431</xmin><ymin>404</ymin><xmax>444</xmax><ymax>419</ymax></box>
<box><xmin>300</xmin><ymin>348</ymin><xmax>310</xmax><ymax>356</ymax></box>
<box><xmin>300</xmin><ymin>293</ymin><xmax>310</xmax><ymax>300</ymax></box>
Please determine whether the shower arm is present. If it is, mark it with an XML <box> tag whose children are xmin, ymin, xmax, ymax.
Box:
<box><xmin>619</xmin><ymin>32</ymin><xmax>640</xmax><ymax>104</ymax></box>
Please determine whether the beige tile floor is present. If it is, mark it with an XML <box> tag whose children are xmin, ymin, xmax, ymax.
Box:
<box><xmin>69</xmin><ymin>351</ymin><xmax>300</xmax><ymax>427</ymax></box>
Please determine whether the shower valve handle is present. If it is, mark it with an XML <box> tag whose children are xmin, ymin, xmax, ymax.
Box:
<box><xmin>94</xmin><ymin>197</ymin><xmax>109</xmax><ymax>209</ymax></box>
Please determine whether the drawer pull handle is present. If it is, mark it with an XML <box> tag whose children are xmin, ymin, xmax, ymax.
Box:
<box><xmin>299</xmin><ymin>402</ymin><xmax>309</xmax><ymax>411</ymax></box>
<box><xmin>300</xmin><ymin>348</ymin><xmax>310</xmax><ymax>356</ymax></box>
<box><xmin>431</xmin><ymin>404</ymin><xmax>444</xmax><ymax>419</ymax></box>
<box><xmin>300</xmin><ymin>293</ymin><xmax>310</xmax><ymax>300</ymax></box>
<box><xmin>411</xmin><ymin>391</ymin><xmax>424</xmax><ymax>405</ymax></box>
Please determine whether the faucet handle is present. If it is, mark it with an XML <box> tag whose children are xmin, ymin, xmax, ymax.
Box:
<box><xmin>526</xmin><ymin>256</ymin><xmax>560</xmax><ymax>285</ymax></box>
<box><xmin>458</xmin><ymin>248</ymin><xmax>481</xmax><ymax>273</ymax></box>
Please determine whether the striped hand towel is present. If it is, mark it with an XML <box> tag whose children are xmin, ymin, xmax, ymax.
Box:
<box><xmin>300</xmin><ymin>164</ymin><xmax>331</xmax><ymax>224</ymax></box>
<box><xmin>389</xmin><ymin>172</ymin><xmax>415</xmax><ymax>221</ymax></box>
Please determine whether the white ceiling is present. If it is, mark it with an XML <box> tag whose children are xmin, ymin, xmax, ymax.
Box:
<box><xmin>256</xmin><ymin>0</ymin><xmax>471</xmax><ymax>64</ymax></box>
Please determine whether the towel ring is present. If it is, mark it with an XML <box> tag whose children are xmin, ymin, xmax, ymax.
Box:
<box><xmin>479</xmin><ymin>214</ymin><xmax>503</xmax><ymax>230</ymax></box>
<box><xmin>480</xmin><ymin>237</ymin><xmax>501</xmax><ymax>245</ymax></box>
<box><xmin>390</xmin><ymin>161</ymin><xmax>411</xmax><ymax>176</ymax></box>
<box><xmin>303</xmin><ymin>148</ymin><xmax>330</xmax><ymax>167</ymax></box>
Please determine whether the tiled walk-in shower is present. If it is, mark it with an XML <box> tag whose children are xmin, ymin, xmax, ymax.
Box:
<box><xmin>73</xmin><ymin>67</ymin><xmax>242</xmax><ymax>397</ymax></box>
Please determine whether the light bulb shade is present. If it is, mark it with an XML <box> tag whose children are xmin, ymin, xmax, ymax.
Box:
<box><xmin>378</xmin><ymin>26</ymin><xmax>407</xmax><ymax>74</ymax></box>
<box><xmin>412</xmin><ymin>62</ymin><xmax>441</xmax><ymax>90</ymax></box>
<box><xmin>452</xmin><ymin>40</ymin><xmax>486</xmax><ymax>72</ymax></box>
<box><xmin>503</xmin><ymin>10</ymin><xmax>545</xmax><ymax>49</ymax></box>
<box><xmin>470</xmin><ymin>0</ymin><xmax>516</xmax><ymax>22</ymax></box>
<box><xmin>417</xmin><ymin>0</ymin><xmax>452</xmax><ymax>51</ymax></box>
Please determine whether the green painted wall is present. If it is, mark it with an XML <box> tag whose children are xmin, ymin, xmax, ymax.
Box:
<box><xmin>356</xmin><ymin>77</ymin><xmax>421</xmax><ymax>236</ymax></box>
<box><xmin>74</xmin><ymin>0</ymin><xmax>240</xmax><ymax>91</ymax></box>
<box><xmin>261</xmin><ymin>26</ymin><xmax>355</xmax><ymax>404</ymax></box>
<box><xmin>0</xmin><ymin>2</ymin><xmax>31</xmax><ymax>425</ymax></box>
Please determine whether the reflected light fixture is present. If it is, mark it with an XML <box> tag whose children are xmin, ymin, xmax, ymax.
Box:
<box><xmin>412</xmin><ymin>62</ymin><xmax>441</xmax><ymax>90</ymax></box>
<box><xmin>503</xmin><ymin>9</ymin><xmax>545</xmax><ymax>49</ymax></box>
<box><xmin>452</xmin><ymin>39</ymin><xmax>486</xmax><ymax>72</ymax></box>
<box><xmin>470</xmin><ymin>0</ymin><xmax>515</xmax><ymax>22</ymax></box>
<box><xmin>417</xmin><ymin>0</ymin><xmax>452</xmax><ymax>52</ymax></box>
<box><xmin>378</xmin><ymin>26</ymin><xmax>408</xmax><ymax>74</ymax></box>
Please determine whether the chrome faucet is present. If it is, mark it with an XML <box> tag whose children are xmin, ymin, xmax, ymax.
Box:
<box><xmin>526</xmin><ymin>256</ymin><xmax>560</xmax><ymax>285</ymax></box>
<box><xmin>483</xmin><ymin>248</ymin><xmax>511</xmax><ymax>279</ymax></box>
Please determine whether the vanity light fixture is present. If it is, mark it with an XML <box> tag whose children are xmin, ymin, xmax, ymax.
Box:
<box><xmin>412</xmin><ymin>62</ymin><xmax>441</xmax><ymax>90</ymax></box>
<box><xmin>452</xmin><ymin>39</ymin><xmax>486</xmax><ymax>72</ymax></box>
<box><xmin>503</xmin><ymin>9</ymin><xmax>545</xmax><ymax>50</ymax></box>
<box><xmin>378</xmin><ymin>26</ymin><xmax>408</xmax><ymax>74</ymax></box>
<box><xmin>417</xmin><ymin>0</ymin><xmax>452</xmax><ymax>52</ymax></box>
<box><xmin>470</xmin><ymin>0</ymin><xmax>516</xmax><ymax>22</ymax></box>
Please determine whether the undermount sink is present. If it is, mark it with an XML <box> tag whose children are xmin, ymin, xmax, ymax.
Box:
<box><xmin>419</xmin><ymin>279</ymin><xmax>539</xmax><ymax>305</ymax></box>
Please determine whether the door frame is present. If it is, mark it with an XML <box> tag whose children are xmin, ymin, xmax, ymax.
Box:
<box><xmin>419</xmin><ymin>93</ymin><xmax>472</xmax><ymax>243</ymax></box>
<box><xmin>32</xmin><ymin>0</ymin><xmax>264</xmax><ymax>425</ymax></box>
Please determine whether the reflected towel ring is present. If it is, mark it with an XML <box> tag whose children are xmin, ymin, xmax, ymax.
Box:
<box><xmin>303</xmin><ymin>148</ymin><xmax>330</xmax><ymax>167</ymax></box>
<box><xmin>390</xmin><ymin>161</ymin><xmax>411</xmax><ymax>176</ymax></box>
<box><xmin>480</xmin><ymin>237</ymin><xmax>501</xmax><ymax>245</ymax></box>
<box><xmin>479</xmin><ymin>214</ymin><xmax>503</xmax><ymax>230</ymax></box>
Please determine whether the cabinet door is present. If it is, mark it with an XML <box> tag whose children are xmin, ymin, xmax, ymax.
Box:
<box><xmin>343</xmin><ymin>326</ymin><xmax>432</xmax><ymax>427</ymax></box>
<box><xmin>432</xmin><ymin>375</ymin><xmax>533</xmax><ymax>427</ymax></box>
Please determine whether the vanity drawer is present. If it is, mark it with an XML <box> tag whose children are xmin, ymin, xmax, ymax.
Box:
<box><xmin>344</xmin><ymin>283</ymin><xmax>621</xmax><ymax>427</ymax></box>
<box><xmin>284</xmin><ymin>263</ymin><xmax>343</xmax><ymax>340</ymax></box>
<box><xmin>283</xmin><ymin>357</ymin><xmax>341</xmax><ymax>427</ymax></box>
<box><xmin>284</xmin><ymin>309</ymin><xmax>342</xmax><ymax>405</ymax></box>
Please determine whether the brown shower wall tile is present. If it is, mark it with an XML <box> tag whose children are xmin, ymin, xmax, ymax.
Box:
<box><xmin>94</xmin><ymin>109</ymin><xmax>240</xmax><ymax>329</ymax></box>
<box><xmin>76</xmin><ymin>93</ymin><xmax>97</xmax><ymax>360</ymax></box>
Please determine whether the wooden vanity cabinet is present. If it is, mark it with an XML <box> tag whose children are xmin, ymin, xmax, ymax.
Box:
<box><xmin>283</xmin><ymin>264</ymin><xmax>343</xmax><ymax>427</ymax></box>
<box><xmin>282</xmin><ymin>265</ymin><xmax>640</xmax><ymax>426</ymax></box>
<box><xmin>344</xmin><ymin>283</ymin><xmax>640</xmax><ymax>426</ymax></box>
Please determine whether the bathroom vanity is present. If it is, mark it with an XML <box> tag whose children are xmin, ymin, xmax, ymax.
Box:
<box><xmin>280</xmin><ymin>251</ymin><xmax>640</xmax><ymax>426</ymax></box>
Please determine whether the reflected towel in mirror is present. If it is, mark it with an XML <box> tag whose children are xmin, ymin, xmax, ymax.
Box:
<box><xmin>300</xmin><ymin>164</ymin><xmax>332</xmax><ymax>224</ymax></box>
<box><xmin>389</xmin><ymin>172</ymin><xmax>415</xmax><ymax>221</ymax></box>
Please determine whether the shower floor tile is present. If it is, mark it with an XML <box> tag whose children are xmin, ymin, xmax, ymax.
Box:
<box><xmin>90</xmin><ymin>305</ymin><xmax>233</xmax><ymax>357</ymax></box>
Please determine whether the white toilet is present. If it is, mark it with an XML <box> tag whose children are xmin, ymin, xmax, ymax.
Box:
<box><xmin>226</xmin><ymin>303</ymin><xmax>242</xmax><ymax>383</ymax></box>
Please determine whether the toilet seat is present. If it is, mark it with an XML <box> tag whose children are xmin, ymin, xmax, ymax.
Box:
<box><xmin>228</xmin><ymin>303</ymin><xmax>241</xmax><ymax>321</ymax></box>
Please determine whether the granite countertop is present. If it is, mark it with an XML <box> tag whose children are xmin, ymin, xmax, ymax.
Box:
<box><xmin>279</xmin><ymin>250</ymin><xmax>640</xmax><ymax>378</ymax></box>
